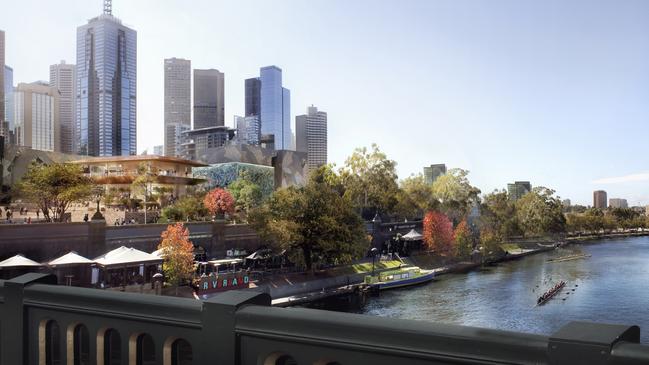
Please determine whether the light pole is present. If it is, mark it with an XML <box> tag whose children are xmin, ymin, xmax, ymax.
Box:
<box><xmin>370</xmin><ymin>247</ymin><xmax>378</xmax><ymax>276</ymax></box>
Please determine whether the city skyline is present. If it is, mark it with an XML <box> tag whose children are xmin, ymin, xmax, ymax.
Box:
<box><xmin>2</xmin><ymin>0</ymin><xmax>649</xmax><ymax>205</ymax></box>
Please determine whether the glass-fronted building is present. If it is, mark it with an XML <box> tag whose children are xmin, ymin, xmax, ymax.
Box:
<box><xmin>164</xmin><ymin>58</ymin><xmax>191</xmax><ymax>157</ymax></box>
<box><xmin>257</xmin><ymin>66</ymin><xmax>291</xmax><ymax>150</ymax></box>
<box><xmin>4</xmin><ymin>65</ymin><xmax>13</xmax><ymax>131</ymax></box>
<box><xmin>193</xmin><ymin>69</ymin><xmax>224</xmax><ymax>129</ymax></box>
<box><xmin>76</xmin><ymin>11</ymin><xmax>137</xmax><ymax>156</ymax></box>
<box><xmin>49</xmin><ymin>61</ymin><xmax>76</xmax><ymax>154</ymax></box>
<box><xmin>14</xmin><ymin>82</ymin><xmax>60</xmax><ymax>152</ymax></box>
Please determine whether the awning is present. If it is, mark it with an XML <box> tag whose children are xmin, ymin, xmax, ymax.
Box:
<box><xmin>94</xmin><ymin>246</ymin><xmax>162</xmax><ymax>267</ymax></box>
<box><xmin>47</xmin><ymin>251</ymin><xmax>94</xmax><ymax>267</ymax></box>
<box><xmin>151</xmin><ymin>248</ymin><xmax>164</xmax><ymax>258</ymax></box>
<box><xmin>0</xmin><ymin>254</ymin><xmax>42</xmax><ymax>268</ymax></box>
<box><xmin>402</xmin><ymin>229</ymin><xmax>423</xmax><ymax>241</ymax></box>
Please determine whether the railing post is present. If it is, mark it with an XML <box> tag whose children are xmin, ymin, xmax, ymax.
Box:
<box><xmin>1</xmin><ymin>273</ymin><xmax>57</xmax><ymax>365</ymax></box>
<box><xmin>548</xmin><ymin>321</ymin><xmax>640</xmax><ymax>365</ymax></box>
<box><xmin>199</xmin><ymin>291</ymin><xmax>270</xmax><ymax>365</ymax></box>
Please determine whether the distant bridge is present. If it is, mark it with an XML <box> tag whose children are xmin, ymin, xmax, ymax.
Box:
<box><xmin>1</xmin><ymin>273</ymin><xmax>648</xmax><ymax>364</ymax></box>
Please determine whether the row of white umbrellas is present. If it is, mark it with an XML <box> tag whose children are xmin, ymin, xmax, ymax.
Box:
<box><xmin>0</xmin><ymin>246</ymin><xmax>163</xmax><ymax>269</ymax></box>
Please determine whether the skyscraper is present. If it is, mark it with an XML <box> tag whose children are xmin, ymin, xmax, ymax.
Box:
<box><xmin>609</xmin><ymin>198</ymin><xmax>628</xmax><ymax>209</ymax></box>
<box><xmin>164</xmin><ymin>58</ymin><xmax>191</xmax><ymax>157</ymax></box>
<box><xmin>0</xmin><ymin>30</ymin><xmax>5</xmax><ymax>140</ymax></box>
<box><xmin>246</xmin><ymin>66</ymin><xmax>291</xmax><ymax>150</ymax></box>
<box><xmin>296</xmin><ymin>105</ymin><xmax>327</xmax><ymax>171</ymax></box>
<box><xmin>193</xmin><ymin>69</ymin><xmax>224</xmax><ymax>129</ymax></box>
<box><xmin>14</xmin><ymin>82</ymin><xmax>61</xmax><ymax>152</ymax></box>
<box><xmin>4</xmin><ymin>65</ymin><xmax>13</xmax><ymax>138</ymax></box>
<box><xmin>50</xmin><ymin>61</ymin><xmax>76</xmax><ymax>154</ymax></box>
<box><xmin>423</xmin><ymin>164</ymin><xmax>447</xmax><ymax>185</ymax></box>
<box><xmin>507</xmin><ymin>181</ymin><xmax>532</xmax><ymax>201</ymax></box>
<box><xmin>76</xmin><ymin>2</ymin><xmax>137</xmax><ymax>156</ymax></box>
<box><xmin>593</xmin><ymin>190</ymin><xmax>607</xmax><ymax>209</ymax></box>
<box><xmin>234</xmin><ymin>115</ymin><xmax>261</xmax><ymax>145</ymax></box>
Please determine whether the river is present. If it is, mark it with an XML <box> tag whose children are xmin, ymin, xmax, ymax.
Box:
<box><xmin>322</xmin><ymin>236</ymin><xmax>649</xmax><ymax>343</ymax></box>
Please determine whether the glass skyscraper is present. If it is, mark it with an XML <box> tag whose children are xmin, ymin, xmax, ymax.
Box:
<box><xmin>193</xmin><ymin>69</ymin><xmax>224</xmax><ymax>130</ymax></box>
<box><xmin>245</xmin><ymin>66</ymin><xmax>291</xmax><ymax>150</ymax></box>
<box><xmin>4</xmin><ymin>65</ymin><xmax>13</xmax><ymax>131</ymax></box>
<box><xmin>76</xmin><ymin>8</ymin><xmax>136</xmax><ymax>156</ymax></box>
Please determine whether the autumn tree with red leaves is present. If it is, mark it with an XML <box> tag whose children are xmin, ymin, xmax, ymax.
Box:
<box><xmin>203</xmin><ymin>188</ymin><xmax>235</xmax><ymax>218</ymax></box>
<box><xmin>453</xmin><ymin>219</ymin><xmax>473</xmax><ymax>259</ymax></box>
<box><xmin>423</xmin><ymin>211</ymin><xmax>455</xmax><ymax>255</ymax></box>
<box><xmin>158</xmin><ymin>223</ymin><xmax>195</xmax><ymax>295</ymax></box>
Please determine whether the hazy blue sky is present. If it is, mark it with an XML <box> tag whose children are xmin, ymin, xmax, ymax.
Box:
<box><xmin>2</xmin><ymin>0</ymin><xmax>649</xmax><ymax>206</ymax></box>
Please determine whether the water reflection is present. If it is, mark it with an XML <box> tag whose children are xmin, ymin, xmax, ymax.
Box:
<box><xmin>327</xmin><ymin>236</ymin><xmax>649</xmax><ymax>343</ymax></box>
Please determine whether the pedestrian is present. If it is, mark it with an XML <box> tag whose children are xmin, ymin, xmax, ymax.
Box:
<box><xmin>36</xmin><ymin>210</ymin><xmax>40</xmax><ymax>219</ymax></box>
<box><xmin>27</xmin><ymin>217</ymin><xmax>31</xmax><ymax>224</ymax></box>
<box><xmin>83</xmin><ymin>213</ymin><xmax>89</xmax><ymax>222</ymax></box>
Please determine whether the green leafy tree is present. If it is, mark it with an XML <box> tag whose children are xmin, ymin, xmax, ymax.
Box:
<box><xmin>480</xmin><ymin>189</ymin><xmax>521</xmax><ymax>238</ymax></box>
<box><xmin>227</xmin><ymin>178</ymin><xmax>263</xmax><ymax>218</ymax></box>
<box><xmin>431</xmin><ymin>168</ymin><xmax>481</xmax><ymax>224</ymax></box>
<box><xmin>339</xmin><ymin>144</ymin><xmax>400</xmax><ymax>217</ymax></box>
<box><xmin>18</xmin><ymin>163</ymin><xmax>94</xmax><ymax>222</ymax></box>
<box><xmin>394</xmin><ymin>174</ymin><xmax>439</xmax><ymax>219</ymax></box>
<box><xmin>515</xmin><ymin>187</ymin><xmax>566</xmax><ymax>237</ymax></box>
<box><xmin>479</xmin><ymin>228</ymin><xmax>502</xmax><ymax>260</ymax></box>
<box><xmin>130</xmin><ymin>163</ymin><xmax>159</xmax><ymax>208</ymax></box>
<box><xmin>250</xmin><ymin>166</ymin><xmax>368</xmax><ymax>271</ymax></box>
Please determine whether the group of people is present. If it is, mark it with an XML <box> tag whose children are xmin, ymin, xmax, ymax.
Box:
<box><xmin>1</xmin><ymin>206</ymin><xmax>42</xmax><ymax>224</ymax></box>
<box><xmin>537</xmin><ymin>280</ymin><xmax>566</xmax><ymax>305</ymax></box>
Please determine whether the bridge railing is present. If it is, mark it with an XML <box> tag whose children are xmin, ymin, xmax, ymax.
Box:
<box><xmin>1</xmin><ymin>273</ymin><xmax>649</xmax><ymax>365</ymax></box>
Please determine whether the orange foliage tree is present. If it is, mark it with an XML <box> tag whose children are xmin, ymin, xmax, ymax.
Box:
<box><xmin>203</xmin><ymin>188</ymin><xmax>235</xmax><ymax>217</ymax></box>
<box><xmin>158</xmin><ymin>223</ymin><xmax>195</xmax><ymax>292</ymax></box>
<box><xmin>423</xmin><ymin>211</ymin><xmax>454</xmax><ymax>255</ymax></box>
<box><xmin>453</xmin><ymin>219</ymin><xmax>473</xmax><ymax>259</ymax></box>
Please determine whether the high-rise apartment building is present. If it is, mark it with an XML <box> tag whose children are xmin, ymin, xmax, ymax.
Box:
<box><xmin>76</xmin><ymin>4</ymin><xmax>137</xmax><ymax>156</ymax></box>
<box><xmin>593</xmin><ymin>190</ymin><xmax>607</xmax><ymax>209</ymax></box>
<box><xmin>296</xmin><ymin>105</ymin><xmax>327</xmax><ymax>171</ymax></box>
<box><xmin>153</xmin><ymin>145</ymin><xmax>163</xmax><ymax>156</ymax></box>
<box><xmin>245</xmin><ymin>66</ymin><xmax>291</xmax><ymax>150</ymax></box>
<box><xmin>424</xmin><ymin>164</ymin><xmax>447</xmax><ymax>185</ymax></box>
<box><xmin>164</xmin><ymin>58</ymin><xmax>191</xmax><ymax>157</ymax></box>
<box><xmin>50</xmin><ymin>61</ymin><xmax>76</xmax><ymax>154</ymax></box>
<box><xmin>14</xmin><ymin>82</ymin><xmax>60</xmax><ymax>152</ymax></box>
<box><xmin>234</xmin><ymin>115</ymin><xmax>261</xmax><ymax>145</ymax></box>
<box><xmin>507</xmin><ymin>181</ymin><xmax>532</xmax><ymax>201</ymax></box>
<box><xmin>193</xmin><ymin>69</ymin><xmax>224</xmax><ymax>129</ymax></box>
<box><xmin>609</xmin><ymin>198</ymin><xmax>628</xmax><ymax>209</ymax></box>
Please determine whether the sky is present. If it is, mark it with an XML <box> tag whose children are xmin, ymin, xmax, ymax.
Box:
<box><xmin>2</xmin><ymin>0</ymin><xmax>649</xmax><ymax>206</ymax></box>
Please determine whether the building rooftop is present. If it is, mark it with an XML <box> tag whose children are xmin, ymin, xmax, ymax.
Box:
<box><xmin>71</xmin><ymin>155</ymin><xmax>208</xmax><ymax>167</ymax></box>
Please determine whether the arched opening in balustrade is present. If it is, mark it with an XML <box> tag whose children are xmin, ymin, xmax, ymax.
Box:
<box><xmin>39</xmin><ymin>319</ymin><xmax>62</xmax><ymax>365</ymax></box>
<box><xmin>67</xmin><ymin>323</ymin><xmax>90</xmax><ymax>365</ymax></box>
<box><xmin>263</xmin><ymin>353</ymin><xmax>297</xmax><ymax>365</ymax></box>
<box><xmin>163</xmin><ymin>337</ymin><xmax>193</xmax><ymax>365</ymax></box>
<box><xmin>102</xmin><ymin>328</ymin><xmax>122</xmax><ymax>365</ymax></box>
<box><xmin>128</xmin><ymin>332</ymin><xmax>156</xmax><ymax>365</ymax></box>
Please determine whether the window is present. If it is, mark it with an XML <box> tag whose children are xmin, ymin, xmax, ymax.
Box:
<box><xmin>171</xmin><ymin>339</ymin><xmax>192</xmax><ymax>365</ymax></box>
<box><xmin>104</xmin><ymin>329</ymin><xmax>121</xmax><ymax>365</ymax></box>
<box><xmin>73</xmin><ymin>324</ymin><xmax>90</xmax><ymax>365</ymax></box>
<box><xmin>136</xmin><ymin>334</ymin><xmax>156</xmax><ymax>365</ymax></box>
<box><xmin>44</xmin><ymin>320</ymin><xmax>62</xmax><ymax>365</ymax></box>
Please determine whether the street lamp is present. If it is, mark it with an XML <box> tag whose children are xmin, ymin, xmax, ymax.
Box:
<box><xmin>370</xmin><ymin>247</ymin><xmax>378</xmax><ymax>276</ymax></box>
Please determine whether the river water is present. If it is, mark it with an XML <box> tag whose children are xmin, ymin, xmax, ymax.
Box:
<box><xmin>326</xmin><ymin>236</ymin><xmax>649</xmax><ymax>343</ymax></box>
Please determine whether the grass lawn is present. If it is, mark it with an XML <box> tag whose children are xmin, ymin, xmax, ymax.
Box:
<box><xmin>500</xmin><ymin>243</ymin><xmax>521</xmax><ymax>252</ymax></box>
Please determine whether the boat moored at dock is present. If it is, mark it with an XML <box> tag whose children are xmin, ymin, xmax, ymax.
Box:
<box><xmin>364</xmin><ymin>266</ymin><xmax>435</xmax><ymax>291</ymax></box>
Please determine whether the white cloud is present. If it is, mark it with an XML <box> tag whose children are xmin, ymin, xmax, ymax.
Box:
<box><xmin>592</xmin><ymin>173</ymin><xmax>649</xmax><ymax>184</ymax></box>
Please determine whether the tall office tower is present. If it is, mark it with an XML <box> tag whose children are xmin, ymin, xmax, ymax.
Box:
<box><xmin>234</xmin><ymin>115</ymin><xmax>261</xmax><ymax>145</ymax></box>
<box><xmin>164</xmin><ymin>58</ymin><xmax>191</xmax><ymax>157</ymax></box>
<box><xmin>252</xmin><ymin>66</ymin><xmax>290</xmax><ymax>150</ymax></box>
<box><xmin>50</xmin><ymin>61</ymin><xmax>76</xmax><ymax>154</ymax></box>
<box><xmin>0</xmin><ymin>30</ymin><xmax>5</xmax><ymax>140</ymax></box>
<box><xmin>76</xmin><ymin>2</ymin><xmax>137</xmax><ymax>156</ymax></box>
<box><xmin>507</xmin><ymin>181</ymin><xmax>532</xmax><ymax>201</ymax></box>
<box><xmin>4</xmin><ymin>66</ymin><xmax>13</xmax><ymax>138</ymax></box>
<box><xmin>153</xmin><ymin>145</ymin><xmax>163</xmax><ymax>156</ymax></box>
<box><xmin>193</xmin><ymin>69</ymin><xmax>224</xmax><ymax>129</ymax></box>
<box><xmin>296</xmin><ymin>105</ymin><xmax>327</xmax><ymax>171</ymax></box>
<box><xmin>14</xmin><ymin>82</ymin><xmax>61</xmax><ymax>152</ymax></box>
<box><xmin>423</xmin><ymin>164</ymin><xmax>447</xmax><ymax>185</ymax></box>
<box><xmin>593</xmin><ymin>190</ymin><xmax>607</xmax><ymax>209</ymax></box>
<box><xmin>244</xmin><ymin>77</ymin><xmax>261</xmax><ymax>117</ymax></box>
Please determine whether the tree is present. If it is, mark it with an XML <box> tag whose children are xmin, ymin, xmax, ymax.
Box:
<box><xmin>158</xmin><ymin>223</ymin><xmax>195</xmax><ymax>295</ymax></box>
<box><xmin>480</xmin><ymin>189</ymin><xmax>521</xmax><ymax>238</ymax></box>
<box><xmin>431</xmin><ymin>168</ymin><xmax>481</xmax><ymax>224</ymax></box>
<box><xmin>18</xmin><ymin>163</ymin><xmax>94</xmax><ymax>222</ymax></box>
<box><xmin>162</xmin><ymin>195</ymin><xmax>208</xmax><ymax>222</ymax></box>
<box><xmin>479</xmin><ymin>228</ymin><xmax>502</xmax><ymax>260</ymax></box>
<box><xmin>339</xmin><ymin>144</ymin><xmax>400</xmax><ymax>218</ymax></box>
<box><xmin>515</xmin><ymin>187</ymin><xmax>566</xmax><ymax>237</ymax></box>
<box><xmin>203</xmin><ymin>188</ymin><xmax>235</xmax><ymax>218</ymax></box>
<box><xmin>453</xmin><ymin>220</ymin><xmax>473</xmax><ymax>259</ymax></box>
<box><xmin>422</xmin><ymin>211</ymin><xmax>455</xmax><ymax>255</ymax></box>
<box><xmin>394</xmin><ymin>174</ymin><xmax>439</xmax><ymax>220</ymax></box>
<box><xmin>130</xmin><ymin>163</ymin><xmax>158</xmax><ymax>207</ymax></box>
<box><xmin>227</xmin><ymin>178</ymin><xmax>263</xmax><ymax>219</ymax></box>
<box><xmin>250</xmin><ymin>166</ymin><xmax>368</xmax><ymax>271</ymax></box>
